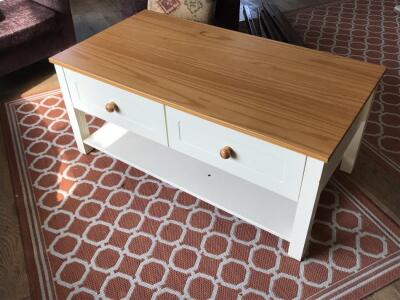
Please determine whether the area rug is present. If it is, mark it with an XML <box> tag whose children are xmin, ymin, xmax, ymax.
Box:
<box><xmin>288</xmin><ymin>0</ymin><xmax>400</xmax><ymax>176</ymax></box>
<box><xmin>2</xmin><ymin>89</ymin><xmax>400</xmax><ymax>300</ymax></box>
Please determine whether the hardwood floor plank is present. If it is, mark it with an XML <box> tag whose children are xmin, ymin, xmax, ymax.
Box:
<box><xmin>0</xmin><ymin>119</ymin><xmax>30</xmax><ymax>300</ymax></box>
<box><xmin>367</xmin><ymin>279</ymin><xmax>400</xmax><ymax>300</ymax></box>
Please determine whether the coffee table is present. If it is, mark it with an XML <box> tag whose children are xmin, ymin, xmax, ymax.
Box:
<box><xmin>50</xmin><ymin>10</ymin><xmax>384</xmax><ymax>260</ymax></box>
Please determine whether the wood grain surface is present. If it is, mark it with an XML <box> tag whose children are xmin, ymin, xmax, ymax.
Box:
<box><xmin>50</xmin><ymin>10</ymin><xmax>384</xmax><ymax>162</ymax></box>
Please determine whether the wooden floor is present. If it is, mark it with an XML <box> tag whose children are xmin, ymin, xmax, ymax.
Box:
<box><xmin>0</xmin><ymin>0</ymin><xmax>399</xmax><ymax>299</ymax></box>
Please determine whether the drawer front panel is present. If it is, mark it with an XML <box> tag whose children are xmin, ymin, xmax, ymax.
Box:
<box><xmin>166</xmin><ymin>107</ymin><xmax>306</xmax><ymax>200</ymax></box>
<box><xmin>64</xmin><ymin>69</ymin><xmax>168</xmax><ymax>145</ymax></box>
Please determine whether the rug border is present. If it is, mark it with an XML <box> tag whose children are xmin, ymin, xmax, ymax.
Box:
<box><xmin>2</xmin><ymin>90</ymin><xmax>400</xmax><ymax>300</ymax></box>
<box><xmin>307</xmin><ymin>173</ymin><xmax>400</xmax><ymax>299</ymax></box>
<box><xmin>0</xmin><ymin>90</ymin><xmax>63</xmax><ymax>300</ymax></box>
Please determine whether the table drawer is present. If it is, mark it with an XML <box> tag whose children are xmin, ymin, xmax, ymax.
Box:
<box><xmin>166</xmin><ymin>107</ymin><xmax>306</xmax><ymax>200</ymax></box>
<box><xmin>64</xmin><ymin>69</ymin><xmax>168</xmax><ymax>145</ymax></box>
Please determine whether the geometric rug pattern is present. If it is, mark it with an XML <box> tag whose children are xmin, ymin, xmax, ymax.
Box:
<box><xmin>289</xmin><ymin>0</ymin><xmax>400</xmax><ymax>174</ymax></box>
<box><xmin>3</xmin><ymin>90</ymin><xmax>400</xmax><ymax>299</ymax></box>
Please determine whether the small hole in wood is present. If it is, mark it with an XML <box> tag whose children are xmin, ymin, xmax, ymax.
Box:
<box><xmin>207</xmin><ymin>174</ymin><xmax>211</xmax><ymax>177</ymax></box>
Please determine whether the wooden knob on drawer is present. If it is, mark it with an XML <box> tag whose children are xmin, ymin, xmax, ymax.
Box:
<box><xmin>105</xmin><ymin>101</ymin><xmax>118</xmax><ymax>112</ymax></box>
<box><xmin>220</xmin><ymin>146</ymin><xmax>233</xmax><ymax>159</ymax></box>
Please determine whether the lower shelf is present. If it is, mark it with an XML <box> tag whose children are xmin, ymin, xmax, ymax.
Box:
<box><xmin>85</xmin><ymin>122</ymin><xmax>297</xmax><ymax>241</ymax></box>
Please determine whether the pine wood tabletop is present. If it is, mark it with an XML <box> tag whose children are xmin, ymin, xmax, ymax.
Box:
<box><xmin>50</xmin><ymin>10</ymin><xmax>385</xmax><ymax>162</ymax></box>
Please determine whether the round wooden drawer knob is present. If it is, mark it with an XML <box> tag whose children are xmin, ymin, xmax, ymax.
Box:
<box><xmin>220</xmin><ymin>146</ymin><xmax>233</xmax><ymax>159</ymax></box>
<box><xmin>105</xmin><ymin>101</ymin><xmax>118</xmax><ymax>113</ymax></box>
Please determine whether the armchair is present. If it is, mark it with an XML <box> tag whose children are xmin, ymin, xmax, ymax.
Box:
<box><xmin>0</xmin><ymin>0</ymin><xmax>76</xmax><ymax>76</ymax></box>
<box><xmin>120</xmin><ymin>0</ymin><xmax>240</xmax><ymax>30</ymax></box>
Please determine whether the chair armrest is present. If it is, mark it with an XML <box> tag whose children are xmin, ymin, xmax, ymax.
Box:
<box><xmin>32</xmin><ymin>0</ymin><xmax>72</xmax><ymax>14</ymax></box>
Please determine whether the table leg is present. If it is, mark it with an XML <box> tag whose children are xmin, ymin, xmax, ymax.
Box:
<box><xmin>55</xmin><ymin>65</ymin><xmax>93</xmax><ymax>154</ymax></box>
<box><xmin>340</xmin><ymin>94</ymin><xmax>374</xmax><ymax>174</ymax></box>
<box><xmin>288</xmin><ymin>157</ymin><xmax>324</xmax><ymax>260</ymax></box>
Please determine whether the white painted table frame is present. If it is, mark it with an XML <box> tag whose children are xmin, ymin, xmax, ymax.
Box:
<box><xmin>55</xmin><ymin>65</ymin><xmax>373</xmax><ymax>261</ymax></box>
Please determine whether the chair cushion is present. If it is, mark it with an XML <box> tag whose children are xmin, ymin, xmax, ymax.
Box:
<box><xmin>148</xmin><ymin>0</ymin><xmax>216</xmax><ymax>24</ymax></box>
<box><xmin>0</xmin><ymin>0</ymin><xmax>57</xmax><ymax>51</ymax></box>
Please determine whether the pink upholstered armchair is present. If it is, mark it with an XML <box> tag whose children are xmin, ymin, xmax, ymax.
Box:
<box><xmin>0</xmin><ymin>0</ymin><xmax>76</xmax><ymax>76</ymax></box>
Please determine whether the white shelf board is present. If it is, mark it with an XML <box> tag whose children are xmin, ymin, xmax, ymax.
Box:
<box><xmin>84</xmin><ymin>123</ymin><xmax>297</xmax><ymax>240</ymax></box>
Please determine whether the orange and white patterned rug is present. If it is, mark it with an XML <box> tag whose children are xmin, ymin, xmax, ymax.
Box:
<box><xmin>2</xmin><ymin>88</ymin><xmax>400</xmax><ymax>299</ymax></box>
